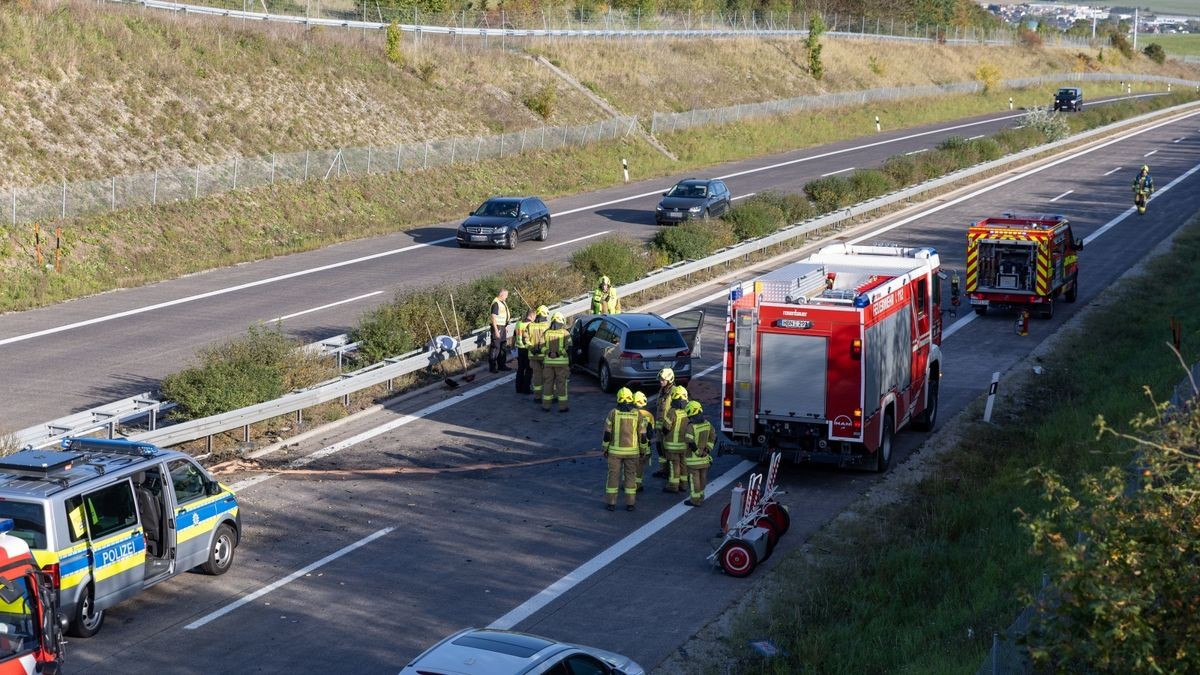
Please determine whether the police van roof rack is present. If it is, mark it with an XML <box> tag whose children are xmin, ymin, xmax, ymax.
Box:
<box><xmin>62</xmin><ymin>437</ymin><xmax>160</xmax><ymax>459</ymax></box>
<box><xmin>0</xmin><ymin>450</ymin><xmax>86</xmax><ymax>487</ymax></box>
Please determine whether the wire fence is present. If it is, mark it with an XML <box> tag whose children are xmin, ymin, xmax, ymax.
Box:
<box><xmin>6</xmin><ymin>116</ymin><xmax>638</xmax><ymax>226</ymax></box>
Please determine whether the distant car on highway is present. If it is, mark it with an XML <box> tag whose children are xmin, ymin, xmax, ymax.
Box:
<box><xmin>399</xmin><ymin>628</ymin><xmax>646</xmax><ymax>675</ymax></box>
<box><xmin>655</xmin><ymin>178</ymin><xmax>731</xmax><ymax>225</ymax></box>
<box><xmin>570</xmin><ymin>311</ymin><xmax>704</xmax><ymax>393</ymax></box>
<box><xmin>457</xmin><ymin>196</ymin><xmax>551</xmax><ymax>249</ymax></box>
<box><xmin>1053</xmin><ymin>87</ymin><xmax>1083</xmax><ymax>112</ymax></box>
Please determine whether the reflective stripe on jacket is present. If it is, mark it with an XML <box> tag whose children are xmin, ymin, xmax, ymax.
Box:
<box><xmin>527</xmin><ymin>321</ymin><xmax>550</xmax><ymax>360</ymax></box>
<box><xmin>636</xmin><ymin>409</ymin><xmax>655</xmax><ymax>452</ymax></box>
<box><xmin>662</xmin><ymin>408</ymin><xmax>689</xmax><ymax>451</ymax></box>
<box><xmin>685</xmin><ymin>418</ymin><xmax>715</xmax><ymax>467</ymax></box>
<box><xmin>491</xmin><ymin>297</ymin><xmax>510</xmax><ymax>326</ymax></box>
<box><xmin>543</xmin><ymin>329</ymin><xmax>571</xmax><ymax>366</ymax></box>
<box><xmin>605</xmin><ymin>408</ymin><xmax>645</xmax><ymax>456</ymax></box>
<box><xmin>514</xmin><ymin>321</ymin><xmax>530</xmax><ymax>349</ymax></box>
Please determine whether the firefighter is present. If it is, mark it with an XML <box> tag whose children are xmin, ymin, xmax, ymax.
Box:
<box><xmin>682</xmin><ymin>401</ymin><xmax>715</xmax><ymax>507</ymax></box>
<box><xmin>542</xmin><ymin>312</ymin><xmax>572</xmax><ymax>412</ymax></box>
<box><xmin>513</xmin><ymin>308</ymin><xmax>535</xmax><ymax>394</ymax></box>
<box><xmin>591</xmin><ymin>275</ymin><xmax>621</xmax><ymax>315</ymax></box>
<box><xmin>527</xmin><ymin>305</ymin><xmax>551</xmax><ymax>402</ymax></box>
<box><xmin>1132</xmin><ymin>164</ymin><xmax>1154</xmax><ymax>214</ymax></box>
<box><xmin>632</xmin><ymin>391</ymin><xmax>655</xmax><ymax>492</ymax></box>
<box><xmin>652</xmin><ymin>367</ymin><xmax>679</xmax><ymax>479</ymax></box>
<box><xmin>661</xmin><ymin>385</ymin><xmax>691</xmax><ymax>493</ymax></box>
<box><xmin>489</xmin><ymin>288</ymin><xmax>511</xmax><ymax>373</ymax></box>
<box><xmin>603</xmin><ymin>387</ymin><xmax>648</xmax><ymax>511</ymax></box>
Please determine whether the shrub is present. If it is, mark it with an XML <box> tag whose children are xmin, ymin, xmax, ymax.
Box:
<box><xmin>415</xmin><ymin>60</ymin><xmax>437</xmax><ymax>84</ymax></box>
<box><xmin>976</xmin><ymin>63</ymin><xmax>1001</xmax><ymax>94</ymax></box>
<box><xmin>385</xmin><ymin>21</ymin><xmax>403</xmax><ymax>66</ymax></box>
<box><xmin>351</xmin><ymin>288</ymin><xmax>441</xmax><ymax>365</ymax></box>
<box><xmin>993</xmin><ymin>126</ymin><xmax>1046</xmax><ymax>153</ymax></box>
<box><xmin>936</xmin><ymin>135</ymin><xmax>982</xmax><ymax>169</ymax></box>
<box><xmin>1110</xmin><ymin>31</ymin><xmax>1134</xmax><ymax>59</ymax></box>
<box><xmin>651</xmin><ymin>221</ymin><xmax>734</xmax><ymax>263</ymax></box>
<box><xmin>882</xmin><ymin>155</ymin><xmax>922</xmax><ymax>186</ymax></box>
<box><xmin>807</xmin><ymin>14</ymin><xmax>826</xmax><ymax>81</ymax></box>
<box><xmin>1018</xmin><ymin>26</ymin><xmax>1043</xmax><ymax>48</ymax></box>
<box><xmin>752</xmin><ymin>191</ymin><xmax>817</xmax><ymax>223</ymax></box>
<box><xmin>1023</xmin><ymin>106</ymin><xmax>1070</xmax><ymax>142</ymax></box>
<box><xmin>523</xmin><ymin>83</ymin><xmax>557</xmax><ymax>120</ymax></box>
<box><xmin>848</xmin><ymin>169</ymin><xmax>895</xmax><ymax>202</ymax></box>
<box><xmin>868</xmin><ymin>54</ymin><xmax>885</xmax><ymax>76</ymax></box>
<box><xmin>570</xmin><ymin>235</ymin><xmax>653</xmax><ymax>286</ymax></box>
<box><xmin>969</xmin><ymin>137</ymin><xmax>1004</xmax><ymax>162</ymax></box>
<box><xmin>501</xmin><ymin>262</ymin><xmax>585</xmax><ymax>315</ymax></box>
<box><xmin>1143</xmin><ymin>42</ymin><xmax>1167</xmax><ymax>65</ymax></box>
<box><xmin>804</xmin><ymin>176</ymin><xmax>856</xmax><ymax>213</ymax></box>
<box><xmin>161</xmin><ymin>325</ymin><xmax>333</xmax><ymax>419</ymax></box>
<box><xmin>724</xmin><ymin>200</ymin><xmax>786</xmax><ymax>240</ymax></box>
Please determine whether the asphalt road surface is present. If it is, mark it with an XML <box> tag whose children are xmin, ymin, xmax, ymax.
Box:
<box><xmin>0</xmin><ymin>93</ymin><xmax>1168</xmax><ymax>429</ymax></box>
<box><xmin>64</xmin><ymin>108</ymin><xmax>1200</xmax><ymax>673</ymax></box>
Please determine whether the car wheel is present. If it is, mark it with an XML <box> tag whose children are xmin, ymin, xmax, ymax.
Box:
<box><xmin>505</xmin><ymin>231</ymin><xmax>517</xmax><ymax>251</ymax></box>
<box><xmin>202</xmin><ymin>524</ymin><xmax>237</xmax><ymax>576</ymax></box>
<box><xmin>457</xmin><ymin>241</ymin><xmax>469</xmax><ymax>249</ymax></box>
<box><xmin>598</xmin><ymin>362</ymin><xmax>615</xmax><ymax>394</ymax></box>
<box><xmin>68</xmin><ymin>584</ymin><xmax>104</xmax><ymax>638</ymax></box>
<box><xmin>702</xmin><ymin>208</ymin><xmax>711</xmax><ymax>221</ymax></box>
<box><xmin>535</xmin><ymin>220</ymin><xmax>548</xmax><ymax>242</ymax></box>
<box><xmin>873</xmin><ymin>414</ymin><xmax>894</xmax><ymax>473</ymax></box>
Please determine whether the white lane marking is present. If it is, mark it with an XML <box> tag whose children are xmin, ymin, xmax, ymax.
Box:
<box><xmin>0</xmin><ymin>237</ymin><xmax>456</xmax><ymax>348</ymax></box>
<box><xmin>968</xmin><ymin>135</ymin><xmax>985</xmax><ymax>140</ymax></box>
<box><xmin>1104</xmin><ymin>166</ymin><xmax>1123</xmax><ymax>176</ymax></box>
<box><xmin>941</xmin><ymin>156</ymin><xmax>1200</xmax><ymax>340</ymax></box>
<box><xmin>1145</xmin><ymin>149</ymin><xmax>1158</xmax><ymax>157</ymax></box>
<box><xmin>537</xmin><ymin>230</ymin><xmax>612</xmax><ymax>251</ymax></box>
<box><xmin>848</xmin><ymin>109</ymin><xmax>1200</xmax><ymax>246</ymax></box>
<box><xmin>264</xmin><ymin>291</ymin><xmax>384</xmax><ymax>324</ymax></box>
<box><xmin>1049</xmin><ymin>190</ymin><xmax>1073</xmax><ymax>203</ymax></box>
<box><xmin>821</xmin><ymin>167</ymin><xmax>855</xmax><ymax>177</ymax></box>
<box><xmin>730</xmin><ymin>193</ymin><xmax>757</xmax><ymax>201</ymax></box>
<box><xmin>905</xmin><ymin>148</ymin><xmax>928</xmax><ymax>156</ymax></box>
<box><xmin>3</xmin><ymin>95</ymin><xmax>1158</xmax><ymax>347</ymax></box>
<box><xmin>1173</xmin><ymin>137</ymin><xmax>1185</xmax><ymax>143</ymax></box>
<box><xmin>184</xmin><ymin>526</ymin><xmax>395</xmax><ymax>630</ymax></box>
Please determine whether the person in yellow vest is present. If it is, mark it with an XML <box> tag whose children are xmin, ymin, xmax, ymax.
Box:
<box><xmin>526</xmin><ymin>305</ymin><xmax>551</xmax><ymax>403</ymax></box>
<box><xmin>541</xmin><ymin>312</ymin><xmax>572</xmax><ymax>412</ymax></box>
<box><xmin>604</xmin><ymin>387</ymin><xmax>648</xmax><ymax>511</ymax></box>
<box><xmin>682</xmin><ymin>401</ymin><xmax>715</xmax><ymax>507</ymax></box>
<box><xmin>591</xmin><ymin>276</ymin><xmax>621</xmax><ymax>315</ymax></box>
<box><xmin>661</xmin><ymin>385</ymin><xmax>691</xmax><ymax>493</ymax></box>
<box><xmin>513</xmin><ymin>308</ymin><xmax>535</xmax><ymax>394</ymax></box>
<box><xmin>632</xmin><ymin>391</ymin><xmax>655</xmax><ymax>492</ymax></box>
<box><xmin>652</xmin><ymin>367</ymin><xmax>680</xmax><ymax>479</ymax></box>
<box><xmin>489</xmin><ymin>289</ymin><xmax>511</xmax><ymax>373</ymax></box>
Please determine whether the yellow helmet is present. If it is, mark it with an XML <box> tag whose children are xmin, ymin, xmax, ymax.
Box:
<box><xmin>616</xmin><ymin>387</ymin><xmax>634</xmax><ymax>404</ymax></box>
<box><xmin>550</xmin><ymin>312</ymin><xmax>566</xmax><ymax>324</ymax></box>
<box><xmin>1141</xmin><ymin>165</ymin><xmax>1150</xmax><ymax>173</ymax></box>
<box><xmin>536</xmin><ymin>305</ymin><xmax>550</xmax><ymax>318</ymax></box>
<box><xmin>632</xmin><ymin>391</ymin><xmax>648</xmax><ymax>407</ymax></box>
<box><xmin>685</xmin><ymin>400</ymin><xmax>702</xmax><ymax>416</ymax></box>
<box><xmin>658</xmin><ymin>367</ymin><xmax>675</xmax><ymax>384</ymax></box>
<box><xmin>599</xmin><ymin>275</ymin><xmax>611</xmax><ymax>287</ymax></box>
<box><xmin>670</xmin><ymin>385</ymin><xmax>689</xmax><ymax>401</ymax></box>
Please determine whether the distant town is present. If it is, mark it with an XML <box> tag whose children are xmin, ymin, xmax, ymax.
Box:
<box><xmin>983</xmin><ymin>3</ymin><xmax>1200</xmax><ymax>33</ymax></box>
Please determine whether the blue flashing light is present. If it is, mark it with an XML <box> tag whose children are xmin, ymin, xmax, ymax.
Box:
<box><xmin>854</xmin><ymin>295</ymin><xmax>870</xmax><ymax>308</ymax></box>
<box><xmin>60</xmin><ymin>438</ymin><xmax>71</xmax><ymax>450</ymax></box>
<box><xmin>730</xmin><ymin>287</ymin><xmax>743</xmax><ymax>302</ymax></box>
<box><xmin>0</xmin><ymin>519</ymin><xmax>13</xmax><ymax>534</ymax></box>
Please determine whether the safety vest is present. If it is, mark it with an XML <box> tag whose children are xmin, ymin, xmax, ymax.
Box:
<box><xmin>636</xmin><ymin>408</ymin><xmax>655</xmax><ymax>451</ymax></box>
<box><xmin>685</xmin><ymin>418</ymin><xmax>715</xmax><ymax>467</ymax></box>
<box><xmin>543</xmin><ymin>329</ymin><xmax>570</xmax><ymax>366</ymax></box>
<box><xmin>527</xmin><ymin>320</ymin><xmax>550</xmax><ymax>360</ymax></box>
<box><xmin>605</xmin><ymin>408</ymin><xmax>643</xmax><ymax>456</ymax></box>
<box><xmin>591</xmin><ymin>288</ymin><xmax>620</xmax><ymax>315</ymax></box>
<box><xmin>491</xmin><ymin>297</ymin><xmax>510</xmax><ymax>326</ymax></box>
<box><xmin>656</xmin><ymin>385</ymin><xmax>675</xmax><ymax>431</ymax></box>
<box><xmin>514</xmin><ymin>320</ymin><xmax>530</xmax><ymax>349</ymax></box>
<box><xmin>662</xmin><ymin>408</ymin><xmax>689</xmax><ymax>452</ymax></box>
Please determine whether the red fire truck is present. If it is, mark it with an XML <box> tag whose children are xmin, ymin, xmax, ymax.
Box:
<box><xmin>966</xmin><ymin>214</ymin><xmax>1082</xmax><ymax>319</ymax></box>
<box><xmin>720</xmin><ymin>244</ymin><xmax>943</xmax><ymax>472</ymax></box>
<box><xmin>0</xmin><ymin>519</ymin><xmax>64</xmax><ymax>675</ymax></box>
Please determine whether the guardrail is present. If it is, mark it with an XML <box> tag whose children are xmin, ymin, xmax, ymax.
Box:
<box><xmin>112</xmin><ymin>96</ymin><xmax>1200</xmax><ymax>451</ymax></box>
<box><xmin>14</xmin><ymin>393</ymin><xmax>175</xmax><ymax>451</ymax></box>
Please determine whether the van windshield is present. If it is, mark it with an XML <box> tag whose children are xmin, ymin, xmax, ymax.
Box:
<box><xmin>0</xmin><ymin>501</ymin><xmax>46</xmax><ymax>550</ymax></box>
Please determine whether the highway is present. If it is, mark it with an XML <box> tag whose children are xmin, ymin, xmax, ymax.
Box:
<box><xmin>0</xmin><ymin>94</ymin><xmax>1166</xmax><ymax>428</ymax></box>
<box><xmin>64</xmin><ymin>107</ymin><xmax>1200</xmax><ymax>673</ymax></box>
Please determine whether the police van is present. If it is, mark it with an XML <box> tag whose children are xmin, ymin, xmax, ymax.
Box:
<box><xmin>0</xmin><ymin>438</ymin><xmax>241</xmax><ymax>638</ymax></box>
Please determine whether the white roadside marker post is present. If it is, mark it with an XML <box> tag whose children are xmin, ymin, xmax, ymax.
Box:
<box><xmin>983</xmin><ymin>371</ymin><xmax>1000</xmax><ymax>423</ymax></box>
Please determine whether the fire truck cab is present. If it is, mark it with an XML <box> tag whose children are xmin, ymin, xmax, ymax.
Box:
<box><xmin>0</xmin><ymin>519</ymin><xmax>64</xmax><ymax>675</ymax></box>
<box><xmin>721</xmin><ymin>244</ymin><xmax>943</xmax><ymax>472</ymax></box>
<box><xmin>966</xmin><ymin>214</ymin><xmax>1082</xmax><ymax>319</ymax></box>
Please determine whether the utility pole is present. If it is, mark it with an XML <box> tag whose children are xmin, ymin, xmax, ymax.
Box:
<box><xmin>1132</xmin><ymin>8</ymin><xmax>1138</xmax><ymax>51</ymax></box>
<box><xmin>1091</xmin><ymin>16</ymin><xmax>1096</xmax><ymax>41</ymax></box>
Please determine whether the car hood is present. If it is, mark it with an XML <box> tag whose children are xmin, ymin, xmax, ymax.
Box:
<box><xmin>461</xmin><ymin>215</ymin><xmax>517</xmax><ymax>228</ymax></box>
<box><xmin>658</xmin><ymin>196</ymin><xmax>704</xmax><ymax>209</ymax></box>
<box><xmin>577</xmin><ymin>646</ymin><xmax>645</xmax><ymax>675</ymax></box>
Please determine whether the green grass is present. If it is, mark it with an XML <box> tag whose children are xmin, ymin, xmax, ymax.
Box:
<box><xmin>710</xmin><ymin>212</ymin><xmax>1200</xmax><ymax>672</ymax></box>
<box><xmin>1144</xmin><ymin>33</ymin><xmax>1200</xmax><ymax>58</ymax></box>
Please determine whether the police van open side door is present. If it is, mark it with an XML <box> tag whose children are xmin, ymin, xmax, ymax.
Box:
<box><xmin>70</xmin><ymin>480</ymin><xmax>146</xmax><ymax>610</ymax></box>
<box><xmin>666</xmin><ymin>309</ymin><xmax>705</xmax><ymax>359</ymax></box>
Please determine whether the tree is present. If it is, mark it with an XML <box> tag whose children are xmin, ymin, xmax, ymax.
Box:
<box><xmin>386</xmin><ymin>21</ymin><xmax>403</xmax><ymax>66</ymax></box>
<box><xmin>1110</xmin><ymin>30</ymin><xmax>1134</xmax><ymax>58</ymax></box>
<box><xmin>1143</xmin><ymin>42</ymin><xmax>1167</xmax><ymax>65</ymax></box>
<box><xmin>807</xmin><ymin>13</ymin><xmax>825</xmax><ymax>82</ymax></box>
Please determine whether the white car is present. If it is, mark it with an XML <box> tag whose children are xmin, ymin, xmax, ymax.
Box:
<box><xmin>399</xmin><ymin>628</ymin><xmax>645</xmax><ymax>675</ymax></box>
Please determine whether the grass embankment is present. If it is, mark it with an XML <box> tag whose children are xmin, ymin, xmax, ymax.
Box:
<box><xmin>3</xmin><ymin>82</ymin><xmax>1191</xmax><ymax>314</ymax></box>
<box><xmin>703</xmin><ymin>213</ymin><xmax>1200</xmax><ymax>672</ymax></box>
<box><xmin>1146</xmin><ymin>33</ymin><xmax>1200</xmax><ymax>58</ymax></box>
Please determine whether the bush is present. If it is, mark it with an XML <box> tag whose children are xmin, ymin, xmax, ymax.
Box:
<box><xmin>161</xmin><ymin>325</ymin><xmax>333</xmax><ymax>419</ymax></box>
<box><xmin>807</xmin><ymin>14</ymin><xmax>825</xmax><ymax>81</ymax></box>
<box><xmin>1110</xmin><ymin>31</ymin><xmax>1134</xmax><ymax>59</ymax></box>
<box><xmin>882</xmin><ymin>155</ymin><xmax>922</xmax><ymax>186</ymax></box>
<box><xmin>976</xmin><ymin>63</ymin><xmax>1001</xmax><ymax>94</ymax></box>
<box><xmin>848</xmin><ymin>169</ymin><xmax>895</xmax><ymax>202</ymax></box>
<box><xmin>804</xmin><ymin>176</ymin><xmax>856</xmax><ymax>213</ymax></box>
<box><xmin>523</xmin><ymin>83</ymin><xmax>557</xmax><ymax>120</ymax></box>
<box><xmin>993</xmin><ymin>126</ymin><xmax>1046</xmax><ymax>153</ymax></box>
<box><xmin>970</xmin><ymin>137</ymin><xmax>1005</xmax><ymax>162</ymax></box>
<box><xmin>1018</xmin><ymin>26</ymin><xmax>1043</xmax><ymax>48</ymax></box>
<box><xmin>1022</xmin><ymin>106</ymin><xmax>1070</xmax><ymax>142</ymax></box>
<box><xmin>752</xmin><ymin>190</ymin><xmax>817</xmax><ymax>223</ymax></box>
<box><xmin>500</xmin><ymin>262</ymin><xmax>585</xmax><ymax>315</ymax></box>
<box><xmin>936</xmin><ymin>135</ymin><xmax>982</xmax><ymax>169</ymax></box>
<box><xmin>1143</xmin><ymin>42</ymin><xmax>1167</xmax><ymax>65</ymax></box>
<box><xmin>570</xmin><ymin>235</ymin><xmax>653</xmax><ymax>286</ymax></box>
<box><xmin>867</xmin><ymin>54</ymin><xmax>885</xmax><ymax>76</ymax></box>
<box><xmin>385</xmin><ymin>21</ymin><xmax>403</xmax><ymax>66</ymax></box>
<box><xmin>651</xmin><ymin>221</ymin><xmax>735</xmax><ymax>263</ymax></box>
<box><xmin>723</xmin><ymin>200</ymin><xmax>785</xmax><ymax>240</ymax></box>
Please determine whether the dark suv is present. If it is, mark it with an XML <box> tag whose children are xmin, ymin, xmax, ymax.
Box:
<box><xmin>457</xmin><ymin>196</ymin><xmax>551</xmax><ymax>249</ymax></box>
<box><xmin>1053</xmin><ymin>87</ymin><xmax>1083</xmax><ymax>112</ymax></box>
<box><xmin>655</xmin><ymin>179</ymin><xmax>731</xmax><ymax>225</ymax></box>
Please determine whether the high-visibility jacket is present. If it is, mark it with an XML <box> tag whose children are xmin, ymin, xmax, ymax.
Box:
<box><xmin>656</xmin><ymin>385</ymin><xmax>676</xmax><ymax>432</ymax></box>
<box><xmin>591</xmin><ymin>288</ymin><xmax>621</xmax><ymax>315</ymax></box>
<box><xmin>684</xmin><ymin>416</ymin><xmax>715</xmax><ymax>467</ymax></box>
<box><xmin>514</xmin><ymin>320</ymin><xmax>531</xmax><ymax>349</ymax></box>
<box><xmin>662</xmin><ymin>407</ymin><xmax>689</xmax><ymax>452</ymax></box>
<box><xmin>635</xmin><ymin>408</ymin><xmax>655</xmax><ymax>453</ymax></box>
<box><xmin>491</xmin><ymin>296</ymin><xmax>510</xmax><ymax>328</ymax></box>
<box><xmin>604</xmin><ymin>407</ymin><xmax>646</xmax><ymax>457</ymax></box>
<box><xmin>543</xmin><ymin>328</ymin><xmax>571</xmax><ymax>366</ymax></box>
<box><xmin>527</xmin><ymin>320</ymin><xmax>550</xmax><ymax>361</ymax></box>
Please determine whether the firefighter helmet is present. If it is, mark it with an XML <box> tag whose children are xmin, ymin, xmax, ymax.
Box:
<box><xmin>685</xmin><ymin>401</ymin><xmax>702</xmax><ymax>416</ymax></box>
<box><xmin>616</xmin><ymin>387</ymin><xmax>634</xmax><ymax>404</ymax></box>
<box><xmin>670</xmin><ymin>385</ymin><xmax>689</xmax><ymax>401</ymax></box>
<box><xmin>535</xmin><ymin>305</ymin><xmax>550</xmax><ymax>318</ymax></box>
<box><xmin>632</xmin><ymin>391</ymin><xmax>648</xmax><ymax>407</ymax></box>
<box><xmin>550</xmin><ymin>312</ymin><xmax>566</xmax><ymax>325</ymax></box>
<box><xmin>658</xmin><ymin>367</ymin><xmax>675</xmax><ymax>384</ymax></box>
<box><xmin>599</xmin><ymin>275</ymin><xmax>611</xmax><ymax>287</ymax></box>
<box><xmin>1141</xmin><ymin>164</ymin><xmax>1150</xmax><ymax>173</ymax></box>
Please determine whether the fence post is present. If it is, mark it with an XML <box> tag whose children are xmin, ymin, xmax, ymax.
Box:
<box><xmin>61</xmin><ymin>181</ymin><xmax>66</xmax><ymax>219</ymax></box>
<box><xmin>424</xmin><ymin>141</ymin><xmax>429</xmax><ymax>169</ymax></box>
<box><xmin>152</xmin><ymin>169</ymin><xmax>158</xmax><ymax>206</ymax></box>
<box><xmin>271</xmin><ymin>154</ymin><xmax>277</xmax><ymax>184</ymax></box>
<box><xmin>10</xmin><ymin>186</ymin><xmax>14</xmax><ymax>225</ymax></box>
<box><xmin>304</xmin><ymin>151</ymin><xmax>310</xmax><ymax>181</ymax></box>
<box><xmin>396</xmin><ymin>144</ymin><xmax>402</xmax><ymax>171</ymax></box>
<box><xmin>111</xmin><ymin>177</ymin><xmax>116</xmax><ymax>211</ymax></box>
<box><xmin>367</xmin><ymin>145</ymin><xmax>373</xmax><ymax>175</ymax></box>
<box><xmin>194</xmin><ymin>167</ymin><xmax>200</xmax><ymax>199</ymax></box>
<box><xmin>233</xmin><ymin>158</ymin><xmax>240</xmax><ymax>190</ymax></box>
<box><xmin>450</xmin><ymin>139</ymin><xmax>456</xmax><ymax>165</ymax></box>
<box><xmin>520</xmin><ymin>128</ymin><xmax>527</xmax><ymax>153</ymax></box>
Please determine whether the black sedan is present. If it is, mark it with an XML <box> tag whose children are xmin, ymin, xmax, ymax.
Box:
<box><xmin>457</xmin><ymin>196</ymin><xmax>551</xmax><ymax>249</ymax></box>
<box><xmin>655</xmin><ymin>178</ymin><xmax>732</xmax><ymax>225</ymax></box>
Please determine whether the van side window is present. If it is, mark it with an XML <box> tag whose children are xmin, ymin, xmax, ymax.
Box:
<box><xmin>169</xmin><ymin>460</ymin><xmax>206</xmax><ymax>505</ymax></box>
<box><xmin>916</xmin><ymin>279</ymin><xmax>928</xmax><ymax>315</ymax></box>
<box><xmin>64</xmin><ymin>496</ymin><xmax>87</xmax><ymax>543</ymax></box>
<box><xmin>82</xmin><ymin>483</ymin><xmax>139</xmax><ymax>539</ymax></box>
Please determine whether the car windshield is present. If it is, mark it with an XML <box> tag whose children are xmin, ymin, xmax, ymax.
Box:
<box><xmin>667</xmin><ymin>184</ymin><xmax>707</xmax><ymax>199</ymax></box>
<box><xmin>1057</xmin><ymin>89</ymin><xmax>1075</xmax><ymax>97</ymax></box>
<box><xmin>475</xmin><ymin>200</ymin><xmax>520</xmax><ymax>218</ymax></box>
<box><xmin>625</xmin><ymin>329</ymin><xmax>686</xmax><ymax>351</ymax></box>
<box><xmin>0</xmin><ymin>501</ymin><xmax>46</xmax><ymax>550</ymax></box>
<box><xmin>0</xmin><ymin>574</ymin><xmax>36</xmax><ymax>659</ymax></box>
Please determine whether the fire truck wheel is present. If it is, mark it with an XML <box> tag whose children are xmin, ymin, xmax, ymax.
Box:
<box><xmin>912</xmin><ymin>379</ymin><xmax>939</xmax><ymax>432</ymax></box>
<box><xmin>1039</xmin><ymin>301</ymin><xmax>1054</xmax><ymax>320</ymax></box>
<box><xmin>873</xmin><ymin>414</ymin><xmax>894</xmax><ymax>473</ymax></box>
<box><xmin>67</xmin><ymin>585</ymin><xmax>104</xmax><ymax>638</ymax></box>
<box><xmin>974</xmin><ymin>306</ymin><xmax>986</xmax><ymax>316</ymax></box>
<box><xmin>202</xmin><ymin>524</ymin><xmax>238</xmax><ymax>576</ymax></box>
<box><xmin>718</xmin><ymin>541</ymin><xmax>758</xmax><ymax>578</ymax></box>
<box><xmin>764</xmin><ymin>502</ymin><xmax>791</xmax><ymax>535</ymax></box>
<box><xmin>1065</xmin><ymin>274</ymin><xmax>1078</xmax><ymax>303</ymax></box>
